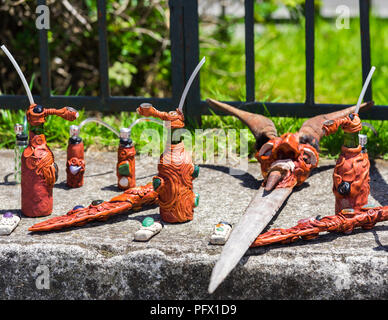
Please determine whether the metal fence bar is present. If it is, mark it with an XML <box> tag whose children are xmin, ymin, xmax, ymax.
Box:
<box><xmin>97</xmin><ymin>0</ymin><xmax>110</xmax><ymax>110</ymax></box>
<box><xmin>183</xmin><ymin>0</ymin><xmax>201</xmax><ymax>124</ymax></box>
<box><xmin>37</xmin><ymin>0</ymin><xmax>51</xmax><ymax>104</ymax></box>
<box><xmin>169</xmin><ymin>0</ymin><xmax>185</xmax><ymax>108</ymax></box>
<box><xmin>359</xmin><ymin>0</ymin><xmax>372</xmax><ymax>102</ymax></box>
<box><xmin>245</xmin><ymin>0</ymin><xmax>255</xmax><ymax>102</ymax></box>
<box><xmin>305</xmin><ymin>0</ymin><xmax>315</xmax><ymax>106</ymax></box>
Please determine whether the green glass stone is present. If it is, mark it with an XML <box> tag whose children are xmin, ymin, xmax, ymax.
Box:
<box><xmin>142</xmin><ymin>217</ymin><xmax>154</xmax><ymax>227</ymax></box>
<box><xmin>153</xmin><ymin>178</ymin><xmax>161</xmax><ymax>191</ymax></box>
<box><xmin>192</xmin><ymin>165</ymin><xmax>199</xmax><ymax>178</ymax></box>
<box><xmin>216</xmin><ymin>227</ymin><xmax>224</xmax><ymax>232</ymax></box>
<box><xmin>118</xmin><ymin>163</ymin><xmax>130</xmax><ymax>176</ymax></box>
<box><xmin>194</xmin><ymin>193</ymin><xmax>199</xmax><ymax>207</ymax></box>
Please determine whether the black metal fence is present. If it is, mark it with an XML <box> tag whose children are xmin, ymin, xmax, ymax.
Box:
<box><xmin>0</xmin><ymin>0</ymin><xmax>387</xmax><ymax>122</ymax></box>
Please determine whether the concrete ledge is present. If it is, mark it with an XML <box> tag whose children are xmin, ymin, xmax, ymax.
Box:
<box><xmin>0</xmin><ymin>150</ymin><xmax>387</xmax><ymax>299</ymax></box>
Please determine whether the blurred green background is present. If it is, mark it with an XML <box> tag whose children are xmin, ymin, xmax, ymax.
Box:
<box><xmin>0</xmin><ymin>0</ymin><xmax>387</xmax><ymax>159</ymax></box>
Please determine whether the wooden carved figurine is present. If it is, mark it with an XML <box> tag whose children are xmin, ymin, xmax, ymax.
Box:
<box><xmin>117</xmin><ymin>128</ymin><xmax>136</xmax><ymax>190</ymax></box>
<box><xmin>22</xmin><ymin>104</ymin><xmax>78</xmax><ymax>217</ymax></box>
<box><xmin>137</xmin><ymin>103</ymin><xmax>199</xmax><ymax>223</ymax></box>
<box><xmin>1</xmin><ymin>45</ymin><xmax>78</xmax><ymax>217</ymax></box>
<box><xmin>66</xmin><ymin>125</ymin><xmax>85</xmax><ymax>188</ymax></box>
<box><xmin>323</xmin><ymin>113</ymin><xmax>370</xmax><ymax>213</ymax></box>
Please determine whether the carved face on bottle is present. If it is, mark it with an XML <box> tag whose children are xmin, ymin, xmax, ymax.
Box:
<box><xmin>255</xmin><ymin>133</ymin><xmax>319</xmax><ymax>190</ymax></box>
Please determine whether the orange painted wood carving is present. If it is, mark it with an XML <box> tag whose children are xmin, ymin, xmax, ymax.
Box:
<box><xmin>323</xmin><ymin>113</ymin><xmax>370</xmax><ymax>213</ymax></box>
<box><xmin>251</xmin><ymin>206</ymin><xmax>388</xmax><ymax>247</ymax></box>
<box><xmin>66</xmin><ymin>138</ymin><xmax>85</xmax><ymax>188</ymax></box>
<box><xmin>117</xmin><ymin>144</ymin><xmax>136</xmax><ymax>190</ymax></box>
<box><xmin>137</xmin><ymin>103</ymin><xmax>199</xmax><ymax>223</ymax></box>
<box><xmin>28</xmin><ymin>184</ymin><xmax>158</xmax><ymax>232</ymax></box>
<box><xmin>22</xmin><ymin>104</ymin><xmax>78</xmax><ymax>217</ymax></box>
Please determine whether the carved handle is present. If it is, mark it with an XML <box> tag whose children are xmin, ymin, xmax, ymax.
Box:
<box><xmin>27</xmin><ymin>104</ymin><xmax>78</xmax><ymax>126</ymax></box>
<box><xmin>323</xmin><ymin>113</ymin><xmax>362</xmax><ymax>136</ymax></box>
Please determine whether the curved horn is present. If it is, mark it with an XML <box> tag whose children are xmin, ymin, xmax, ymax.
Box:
<box><xmin>298</xmin><ymin>101</ymin><xmax>374</xmax><ymax>150</ymax></box>
<box><xmin>206</xmin><ymin>98</ymin><xmax>277</xmax><ymax>149</ymax></box>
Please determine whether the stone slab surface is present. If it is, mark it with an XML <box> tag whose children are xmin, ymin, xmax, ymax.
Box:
<box><xmin>0</xmin><ymin>149</ymin><xmax>387</xmax><ymax>299</ymax></box>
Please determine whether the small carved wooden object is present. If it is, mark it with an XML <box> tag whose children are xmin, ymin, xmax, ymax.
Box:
<box><xmin>117</xmin><ymin>128</ymin><xmax>136</xmax><ymax>190</ymax></box>
<box><xmin>137</xmin><ymin>104</ymin><xmax>199</xmax><ymax>223</ymax></box>
<box><xmin>323</xmin><ymin>113</ymin><xmax>370</xmax><ymax>213</ymax></box>
<box><xmin>22</xmin><ymin>104</ymin><xmax>78</xmax><ymax>217</ymax></box>
<box><xmin>66</xmin><ymin>125</ymin><xmax>85</xmax><ymax>188</ymax></box>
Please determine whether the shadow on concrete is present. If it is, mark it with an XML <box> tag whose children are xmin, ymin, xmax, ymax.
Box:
<box><xmin>369</xmin><ymin>159</ymin><xmax>388</xmax><ymax>206</ymax></box>
<box><xmin>0</xmin><ymin>173</ymin><xmax>17</xmax><ymax>186</ymax></box>
<box><xmin>199</xmin><ymin>164</ymin><xmax>260</xmax><ymax>190</ymax></box>
<box><xmin>310</xmin><ymin>164</ymin><xmax>335</xmax><ymax>178</ymax></box>
<box><xmin>54</xmin><ymin>181</ymin><xmax>70</xmax><ymax>190</ymax></box>
<box><xmin>101</xmin><ymin>184</ymin><xmax>122</xmax><ymax>192</ymax></box>
<box><xmin>137</xmin><ymin>173</ymin><xmax>158</xmax><ymax>180</ymax></box>
<box><xmin>127</xmin><ymin>212</ymin><xmax>160</xmax><ymax>223</ymax></box>
<box><xmin>372</xmin><ymin>229</ymin><xmax>388</xmax><ymax>252</ymax></box>
<box><xmin>85</xmin><ymin>170</ymin><xmax>114</xmax><ymax>178</ymax></box>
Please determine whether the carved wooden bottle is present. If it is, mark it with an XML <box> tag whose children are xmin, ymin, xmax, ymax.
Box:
<box><xmin>333</xmin><ymin>132</ymin><xmax>370</xmax><ymax>214</ymax></box>
<box><xmin>117</xmin><ymin>128</ymin><xmax>136</xmax><ymax>190</ymax></box>
<box><xmin>66</xmin><ymin>125</ymin><xmax>85</xmax><ymax>188</ymax></box>
<box><xmin>22</xmin><ymin>104</ymin><xmax>78</xmax><ymax>217</ymax></box>
<box><xmin>154</xmin><ymin>137</ymin><xmax>199</xmax><ymax>223</ymax></box>
<box><xmin>137</xmin><ymin>104</ymin><xmax>199</xmax><ymax>223</ymax></box>
<box><xmin>323</xmin><ymin>114</ymin><xmax>370</xmax><ymax>214</ymax></box>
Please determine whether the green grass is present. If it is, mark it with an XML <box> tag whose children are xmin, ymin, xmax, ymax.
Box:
<box><xmin>1</xmin><ymin>17</ymin><xmax>387</xmax><ymax>159</ymax></box>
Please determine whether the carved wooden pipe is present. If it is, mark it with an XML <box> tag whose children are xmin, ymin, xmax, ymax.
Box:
<box><xmin>251</xmin><ymin>206</ymin><xmax>388</xmax><ymax>247</ymax></box>
<box><xmin>323</xmin><ymin>113</ymin><xmax>370</xmax><ymax>213</ymax></box>
<box><xmin>117</xmin><ymin>128</ymin><xmax>136</xmax><ymax>190</ymax></box>
<box><xmin>22</xmin><ymin>104</ymin><xmax>78</xmax><ymax>217</ymax></box>
<box><xmin>137</xmin><ymin>103</ymin><xmax>199</xmax><ymax>223</ymax></box>
<box><xmin>66</xmin><ymin>125</ymin><xmax>85</xmax><ymax>188</ymax></box>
